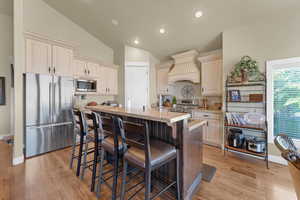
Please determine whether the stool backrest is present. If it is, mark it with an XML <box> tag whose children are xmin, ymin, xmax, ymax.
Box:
<box><xmin>73</xmin><ymin>109</ymin><xmax>89</xmax><ymax>136</ymax></box>
<box><xmin>112</xmin><ymin>117</ymin><xmax>151</xmax><ymax>165</ymax></box>
<box><xmin>91</xmin><ymin>112</ymin><xmax>110</xmax><ymax>142</ymax></box>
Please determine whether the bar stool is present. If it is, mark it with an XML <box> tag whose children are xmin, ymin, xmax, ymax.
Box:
<box><xmin>69</xmin><ymin>109</ymin><xmax>95</xmax><ymax>179</ymax></box>
<box><xmin>91</xmin><ymin>112</ymin><xmax>123</xmax><ymax>200</ymax></box>
<box><xmin>113</xmin><ymin>117</ymin><xmax>181</xmax><ymax>200</ymax></box>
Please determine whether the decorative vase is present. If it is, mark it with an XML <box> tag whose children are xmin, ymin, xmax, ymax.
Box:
<box><xmin>241</xmin><ymin>69</ymin><xmax>248</xmax><ymax>83</ymax></box>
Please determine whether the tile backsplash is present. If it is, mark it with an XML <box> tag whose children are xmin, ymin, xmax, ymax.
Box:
<box><xmin>74</xmin><ymin>95</ymin><xmax>115</xmax><ymax>107</ymax></box>
<box><xmin>166</xmin><ymin>81</ymin><xmax>222</xmax><ymax>107</ymax></box>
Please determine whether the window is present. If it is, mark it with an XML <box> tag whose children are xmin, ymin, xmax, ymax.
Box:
<box><xmin>267</xmin><ymin>57</ymin><xmax>300</xmax><ymax>144</ymax></box>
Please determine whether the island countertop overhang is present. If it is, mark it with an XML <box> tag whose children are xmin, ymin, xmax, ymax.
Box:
<box><xmin>85</xmin><ymin>105</ymin><xmax>191</xmax><ymax>124</ymax></box>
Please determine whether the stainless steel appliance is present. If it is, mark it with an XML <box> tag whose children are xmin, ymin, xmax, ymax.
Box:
<box><xmin>25</xmin><ymin>73</ymin><xmax>74</xmax><ymax>158</ymax></box>
<box><xmin>228</xmin><ymin>128</ymin><xmax>245</xmax><ymax>148</ymax></box>
<box><xmin>171</xmin><ymin>99</ymin><xmax>199</xmax><ymax>113</ymax></box>
<box><xmin>246</xmin><ymin>137</ymin><xmax>266</xmax><ymax>153</ymax></box>
<box><xmin>75</xmin><ymin>79</ymin><xmax>97</xmax><ymax>92</ymax></box>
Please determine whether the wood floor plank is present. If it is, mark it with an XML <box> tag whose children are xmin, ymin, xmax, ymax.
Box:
<box><xmin>0</xmin><ymin>141</ymin><xmax>297</xmax><ymax>200</ymax></box>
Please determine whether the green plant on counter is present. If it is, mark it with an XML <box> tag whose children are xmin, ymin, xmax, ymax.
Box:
<box><xmin>230</xmin><ymin>56</ymin><xmax>260</xmax><ymax>81</ymax></box>
<box><xmin>172</xmin><ymin>96</ymin><xmax>177</xmax><ymax>105</ymax></box>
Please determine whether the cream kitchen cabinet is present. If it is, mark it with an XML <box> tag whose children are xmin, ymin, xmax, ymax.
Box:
<box><xmin>98</xmin><ymin>66</ymin><xmax>118</xmax><ymax>95</ymax></box>
<box><xmin>201</xmin><ymin>60</ymin><xmax>222</xmax><ymax>96</ymax></box>
<box><xmin>73</xmin><ymin>59</ymin><xmax>100</xmax><ymax>78</ymax></box>
<box><xmin>192</xmin><ymin>111</ymin><xmax>223</xmax><ymax>147</ymax></box>
<box><xmin>198</xmin><ymin>51</ymin><xmax>222</xmax><ymax>96</ymax></box>
<box><xmin>26</xmin><ymin>38</ymin><xmax>74</xmax><ymax>77</ymax></box>
<box><xmin>26</xmin><ymin>39</ymin><xmax>52</xmax><ymax>75</ymax></box>
<box><xmin>157</xmin><ymin>67</ymin><xmax>171</xmax><ymax>94</ymax></box>
<box><xmin>52</xmin><ymin>45</ymin><xmax>74</xmax><ymax>77</ymax></box>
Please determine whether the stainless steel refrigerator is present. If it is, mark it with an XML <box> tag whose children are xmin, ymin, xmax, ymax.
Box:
<box><xmin>25</xmin><ymin>73</ymin><xmax>75</xmax><ymax>158</ymax></box>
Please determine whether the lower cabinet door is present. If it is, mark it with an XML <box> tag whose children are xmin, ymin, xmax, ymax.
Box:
<box><xmin>206</xmin><ymin>119</ymin><xmax>221</xmax><ymax>147</ymax></box>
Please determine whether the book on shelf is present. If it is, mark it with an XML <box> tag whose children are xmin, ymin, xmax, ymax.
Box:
<box><xmin>225</xmin><ymin>112</ymin><xmax>247</xmax><ymax>125</ymax></box>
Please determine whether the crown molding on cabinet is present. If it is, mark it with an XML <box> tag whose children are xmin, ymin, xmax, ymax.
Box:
<box><xmin>198</xmin><ymin>49</ymin><xmax>222</xmax><ymax>63</ymax></box>
<box><xmin>24</xmin><ymin>31</ymin><xmax>77</xmax><ymax>50</ymax></box>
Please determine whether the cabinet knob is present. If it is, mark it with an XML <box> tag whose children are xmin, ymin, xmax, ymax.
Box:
<box><xmin>53</xmin><ymin>67</ymin><xmax>56</xmax><ymax>74</ymax></box>
<box><xmin>48</xmin><ymin>67</ymin><xmax>51</xmax><ymax>73</ymax></box>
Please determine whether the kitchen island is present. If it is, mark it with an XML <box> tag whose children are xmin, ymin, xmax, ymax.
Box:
<box><xmin>86</xmin><ymin>105</ymin><xmax>205</xmax><ymax>200</ymax></box>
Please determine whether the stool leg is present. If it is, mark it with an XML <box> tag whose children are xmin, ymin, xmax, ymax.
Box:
<box><xmin>91</xmin><ymin>143</ymin><xmax>99</xmax><ymax>192</ymax></box>
<box><xmin>76</xmin><ymin>133</ymin><xmax>84</xmax><ymax>177</ymax></box>
<box><xmin>176</xmin><ymin>155</ymin><xmax>181</xmax><ymax>200</ymax></box>
<box><xmin>111</xmin><ymin>155</ymin><xmax>119</xmax><ymax>200</ymax></box>
<box><xmin>120</xmin><ymin>159</ymin><xmax>128</xmax><ymax>200</ymax></box>
<box><xmin>96</xmin><ymin>148</ymin><xmax>105</xmax><ymax>198</ymax></box>
<box><xmin>80</xmin><ymin>136</ymin><xmax>89</xmax><ymax>180</ymax></box>
<box><xmin>69</xmin><ymin>133</ymin><xmax>77</xmax><ymax>169</ymax></box>
<box><xmin>145</xmin><ymin>169</ymin><xmax>151</xmax><ymax>200</ymax></box>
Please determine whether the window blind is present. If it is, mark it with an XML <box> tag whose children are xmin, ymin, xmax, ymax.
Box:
<box><xmin>274</xmin><ymin>67</ymin><xmax>300</xmax><ymax>139</ymax></box>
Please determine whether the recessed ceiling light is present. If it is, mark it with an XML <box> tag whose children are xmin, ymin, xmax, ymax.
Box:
<box><xmin>112</xmin><ymin>19</ymin><xmax>119</xmax><ymax>26</ymax></box>
<box><xmin>195</xmin><ymin>11</ymin><xmax>203</xmax><ymax>18</ymax></box>
<box><xmin>159</xmin><ymin>28</ymin><xmax>166</xmax><ymax>34</ymax></box>
<box><xmin>134</xmin><ymin>39</ymin><xmax>139</xmax><ymax>45</ymax></box>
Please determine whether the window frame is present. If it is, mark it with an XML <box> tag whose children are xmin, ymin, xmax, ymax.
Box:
<box><xmin>267</xmin><ymin>57</ymin><xmax>300</xmax><ymax>147</ymax></box>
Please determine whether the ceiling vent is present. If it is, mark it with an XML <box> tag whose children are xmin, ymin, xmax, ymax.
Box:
<box><xmin>168</xmin><ymin>50</ymin><xmax>200</xmax><ymax>84</ymax></box>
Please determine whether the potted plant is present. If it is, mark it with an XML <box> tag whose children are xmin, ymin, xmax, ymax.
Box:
<box><xmin>231</xmin><ymin>56</ymin><xmax>259</xmax><ymax>83</ymax></box>
<box><xmin>172</xmin><ymin>96</ymin><xmax>177</xmax><ymax>108</ymax></box>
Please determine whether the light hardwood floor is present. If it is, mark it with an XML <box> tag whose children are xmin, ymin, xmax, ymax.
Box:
<box><xmin>0</xmin><ymin>141</ymin><xmax>296</xmax><ymax>200</ymax></box>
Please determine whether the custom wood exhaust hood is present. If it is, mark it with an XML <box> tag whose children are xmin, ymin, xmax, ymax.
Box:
<box><xmin>168</xmin><ymin>50</ymin><xmax>200</xmax><ymax>84</ymax></box>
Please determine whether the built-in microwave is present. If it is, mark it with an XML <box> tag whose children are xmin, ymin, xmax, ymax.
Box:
<box><xmin>75</xmin><ymin>79</ymin><xmax>97</xmax><ymax>92</ymax></box>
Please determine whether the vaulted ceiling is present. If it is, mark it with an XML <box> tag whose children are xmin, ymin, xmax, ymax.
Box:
<box><xmin>2</xmin><ymin>0</ymin><xmax>300</xmax><ymax>60</ymax></box>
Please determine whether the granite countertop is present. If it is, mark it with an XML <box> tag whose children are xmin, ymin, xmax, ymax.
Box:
<box><xmin>85</xmin><ymin>105</ymin><xmax>191</xmax><ymax>124</ymax></box>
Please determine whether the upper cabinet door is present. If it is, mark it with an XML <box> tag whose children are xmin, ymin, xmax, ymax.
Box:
<box><xmin>98</xmin><ymin>67</ymin><xmax>108</xmax><ymax>94</ymax></box>
<box><xmin>157</xmin><ymin>68</ymin><xmax>170</xmax><ymax>94</ymax></box>
<box><xmin>108</xmin><ymin>68</ymin><xmax>118</xmax><ymax>95</ymax></box>
<box><xmin>52</xmin><ymin>45</ymin><xmax>74</xmax><ymax>77</ymax></box>
<box><xmin>201</xmin><ymin>60</ymin><xmax>222</xmax><ymax>96</ymax></box>
<box><xmin>26</xmin><ymin>39</ymin><xmax>52</xmax><ymax>74</ymax></box>
<box><xmin>73</xmin><ymin>59</ymin><xmax>87</xmax><ymax>78</ymax></box>
<box><xmin>87</xmin><ymin>62</ymin><xmax>100</xmax><ymax>78</ymax></box>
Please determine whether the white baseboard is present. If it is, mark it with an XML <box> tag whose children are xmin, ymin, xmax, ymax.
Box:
<box><xmin>269</xmin><ymin>155</ymin><xmax>288</xmax><ymax>166</ymax></box>
<box><xmin>13</xmin><ymin>155</ymin><xmax>24</xmax><ymax>166</ymax></box>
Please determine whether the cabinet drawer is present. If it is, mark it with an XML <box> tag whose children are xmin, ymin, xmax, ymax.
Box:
<box><xmin>192</xmin><ymin>111</ymin><xmax>220</xmax><ymax>120</ymax></box>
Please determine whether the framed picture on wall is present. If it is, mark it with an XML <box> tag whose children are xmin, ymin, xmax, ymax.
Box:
<box><xmin>0</xmin><ymin>77</ymin><xmax>5</xmax><ymax>105</ymax></box>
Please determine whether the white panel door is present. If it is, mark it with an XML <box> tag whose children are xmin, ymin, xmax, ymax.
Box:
<box><xmin>26</xmin><ymin>39</ymin><xmax>52</xmax><ymax>74</ymax></box>
<box><xmin>125</xmin><ymin>66</ymin><xmax>149</xmax><ymax>109</ymax></box>
<box><xmin>52</xmin><ymin>45</ymin><xmax>73</xmax><ymax>77</ymax></box>
<box><xmin>201</xmin><ymin>60</ymin><xmax>222</xmax><ymax>96</ymax></box>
